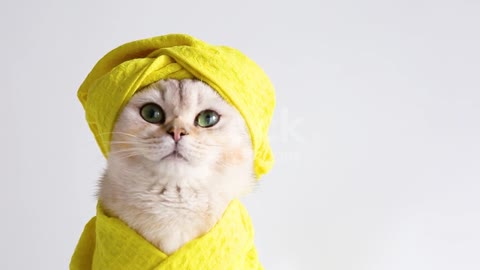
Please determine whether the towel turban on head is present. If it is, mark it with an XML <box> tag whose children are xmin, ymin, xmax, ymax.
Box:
<box><xmin>78</xmin><ymin>34</ymin><xmax>275</xmax><ymax>178</ymax></box>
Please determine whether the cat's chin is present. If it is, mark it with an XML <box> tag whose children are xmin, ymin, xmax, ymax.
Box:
<box><xmin>144</xmin><ymin>156</ymin><xmax>206</xmax><ymax>178</ymax></box>
<box><xmin>158</xmin><ymin>159</ymin><xmax>193</xmax><ymax>172</ymax></box>
<box><xmin>140</xmin><ymin>153</ymin><xmax>189</xmax><ymax>164</ymax></box>
<box><xmin>161</xmin><ymin>150</ymin><xmax>188</xmax><ymax>162</ymax></box>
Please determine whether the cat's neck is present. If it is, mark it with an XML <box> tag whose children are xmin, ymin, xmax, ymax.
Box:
<box><xmin>98</xmin><ymin>161</ymin><xmax>230</xmax><ymax>254</ymax></box>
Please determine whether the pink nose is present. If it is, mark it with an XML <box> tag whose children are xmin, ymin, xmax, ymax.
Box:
<box><xmin>167</xmin><ymin>127</ymin><xmax>188</xmax><ymax>142</ymax></box>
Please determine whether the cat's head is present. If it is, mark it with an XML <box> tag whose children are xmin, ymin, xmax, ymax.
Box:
<box><xmin>107</xmin><ymin>79</ymin><xmax>255</xmax><ymax>193</ymax></box>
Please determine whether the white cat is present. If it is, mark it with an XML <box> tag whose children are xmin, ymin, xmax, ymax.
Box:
<box><xmin>99</xmin><ymin>79</ymin><xmax>255</xmax><ymax>254</ymax></box>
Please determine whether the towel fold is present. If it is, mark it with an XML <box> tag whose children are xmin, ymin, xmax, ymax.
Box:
<box><xmin>70</xmin><ymin>200</ymin><xmax>263</xmax><ymax>270</ymax></box>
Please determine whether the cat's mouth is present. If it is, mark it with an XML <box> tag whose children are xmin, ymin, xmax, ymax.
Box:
<box><xmin>162</xmin><ymin>150</ymin><xmax>188</xmax><ymax>162</ymax></box>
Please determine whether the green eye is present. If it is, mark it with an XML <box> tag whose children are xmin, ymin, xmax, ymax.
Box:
<box><xmin>196</xmin><ymin>110</ymin><xmax>220</xmax><ymax>128</ymax></box>
<box><xmin>140</xmin><ymin>103</ymin><xmax>165</xmax><ymax>124</ymax></box>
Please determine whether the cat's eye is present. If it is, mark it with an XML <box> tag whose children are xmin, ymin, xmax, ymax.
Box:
<box><xmin>195</xmin><ymin>110</ymin><xmax>220</xmax><ymax>128</ymax></box>
<box><xmin>140</xmin><ymin>103</ymin><xmax>165</xmax><ymax>124</ymax></box>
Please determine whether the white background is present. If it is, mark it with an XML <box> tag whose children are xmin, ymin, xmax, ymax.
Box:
<box><xmin>1</xmin><ymin>0</ymin><xmax>479</xmax><ymax>269</ymax></box>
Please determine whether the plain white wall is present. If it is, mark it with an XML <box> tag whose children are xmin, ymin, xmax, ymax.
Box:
<box><xmin>1</xmin><ymin>0</ymin><xmax>479</xmax><ymax>269</ymax></box>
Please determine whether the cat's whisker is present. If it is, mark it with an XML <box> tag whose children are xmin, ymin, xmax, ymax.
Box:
<box><xmin>110</xmin><ymin>141</ymin><xmax>170</xmax><ymax>149</ymax></box>
<box><xmin>108</xmin><ymin>147</ymin><xmax>136</xmax><ymax>154</ymax></box>
<box><xmin>110</xmin><ymin>141</ymin><xmax>170</xmax><ymax>147</ymax></box>
<box><xmin>110</xmin><ymin>148</ymin><xmax>159</xmax><ymax>154</ymax></box>
<box><xmin>95</xmin><ymin>131</ymin><xmax>142</xmax><ymax>139</ymax></box>
<box><xmin>110</xmin><ymin>147</ymin><xmax>160</xmax><ymax>157</ymax></box>
<box><xmin>189</xmin><ymin>140</ymin><xmax>222</xmax><ymax>147</ymax></box>
<box><xmin>110</xmin><ymin>141</ymin><xmax>152</xmax><ymax>145</ymax></box>
<box><xmin>109</xmin><ymin>146</ymin><xmax>173</xmax><ymax>160</ymax></box>
<box><xmin>187</xmin><ymin>142</ymin><xmax>222</xmax><ymax>151</ymax></box>
<box><xmin>109</xmin><ymin>148</ymin><xmax>148</xmax><ymax>155</ymax></box>
<box><xmin>111</xmin><ymin>151</ymin><xmax>140</xmax><ymax>157</ymax></box>
<box><xmin>110</xmin><ymin>141</ymin><xmax>135</xmax><ymax>145</ymax></box>
<box><xmin>112</xmin><ymin>153</ymin><xmax>143</xmax><ymax>162</ymax></box>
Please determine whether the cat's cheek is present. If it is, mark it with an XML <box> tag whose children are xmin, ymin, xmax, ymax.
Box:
<box><xmin>110</xmin><ymin>141</ymin><xmax>133</xmax><ymax>154</ymax></box>
<box><xmin>221</xmin><ymin>148</ymin><xmax>246</xmax><ymax>165</ymax></box>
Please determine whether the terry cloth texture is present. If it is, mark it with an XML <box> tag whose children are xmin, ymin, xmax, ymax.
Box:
<box><xmin>77</xmin><ymin>33</ymin><xmax>275</xmax><ymax>178</ymax></box>
<box><xmin>70</xmin><ymin>200</ymin><xmax>263</xmax><ymax>270</ymax></box>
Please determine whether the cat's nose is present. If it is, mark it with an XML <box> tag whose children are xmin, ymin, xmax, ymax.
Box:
<box><xmin>167</xmin><ymin>127</ymin><xmax>188</xmax><ymax>142</ymax></box>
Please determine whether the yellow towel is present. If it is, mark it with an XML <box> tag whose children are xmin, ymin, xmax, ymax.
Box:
<box><xmin>70</xmin><ymin>200</ymin><xmax>263</xmax><ymax>270</ymax></box>
<box><xmin>77</xmin><ymin>33</ymin><xmax>275</xmax><ymax>178</ymax></box>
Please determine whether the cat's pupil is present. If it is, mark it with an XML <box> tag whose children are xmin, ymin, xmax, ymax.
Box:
<box><xmin>148</xmin><ymin>109</ymin><xmax>159</xmax><ymax>118</ymax></box>
<box><xmin>140</xmin><ymin>103</ymin><xmax>165</xmax><ymax>124</ymax></box>
<box><xmin>205</xmin><ymin>113</ymin><xmax>214</xmax><ymax>122</ymax></box>
<box><xmin>196</xmin><ymin>110</ymin><xmax>220</xmax><ymax>128</ymax></box>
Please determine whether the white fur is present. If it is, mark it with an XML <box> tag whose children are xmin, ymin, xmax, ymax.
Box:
<box><xmin>99</xmin><ymin>79</ymin><xmax>255</xmax><ymax>254</ymax></box>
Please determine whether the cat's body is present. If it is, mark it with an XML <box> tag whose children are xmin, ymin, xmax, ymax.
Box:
<box><xmin>99</xmin><ymin>79</ymin><xmax>255</xmax><ymax>254</ymax></box>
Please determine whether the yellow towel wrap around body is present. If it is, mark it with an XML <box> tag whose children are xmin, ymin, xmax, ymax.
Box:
<box><xmin>71</xmin><ymin>34</ymin><xmax>274</xmax><ymax>269</ymax></box>
<box><xmin>71</xmin><ymin>200</ymin><xmax>262</xmax><ymax>270</ymax></box>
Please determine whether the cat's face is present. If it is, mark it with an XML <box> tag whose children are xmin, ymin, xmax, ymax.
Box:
<box><xmin>109</xmin><ymin>79</ymin><xmax>254</xmax><ymax>184</ymax></box>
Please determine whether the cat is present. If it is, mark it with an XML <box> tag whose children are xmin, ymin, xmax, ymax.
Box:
<box><xmin>98</xmin><ymin>78</ymin><xmax>255</xmax><ymax>255</ymax></box>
